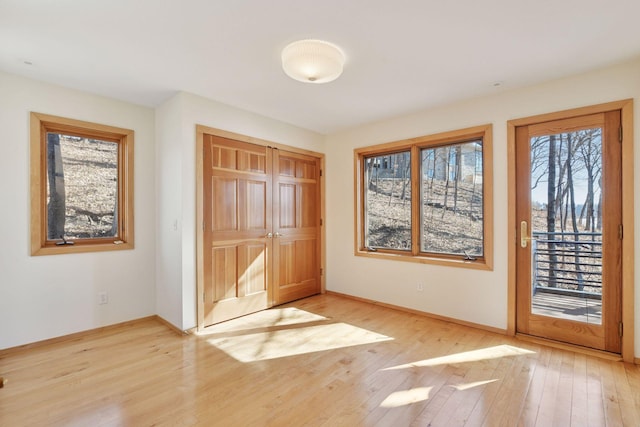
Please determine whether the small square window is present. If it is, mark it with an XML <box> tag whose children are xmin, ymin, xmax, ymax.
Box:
<box><xmin>30</xmin><ymin>113</ymin><xmax>134</xmax><ymax>255</ymax></box>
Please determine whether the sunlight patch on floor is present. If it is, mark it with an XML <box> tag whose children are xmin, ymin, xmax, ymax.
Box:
<box><xmin>206</xmin><ymin>322</ymin><xmax>392</xmax><ymax>362</ymax></box>
<box><xmin>380</xmin><ymin>387</ymin><xmax>432</xmax><ymax>408</ymax></box>
<box><xmin>451</xmin><ymin>379</ymin><xmax>498</xmax><ymax>391</ymax></box>
<box><xmin>196</xmin><ymin>307</ymin><xmax>328</xmax><ymax>336</ymax></box>
<box><xmin>66</xmin><ymin>404</ymin><xmax>124</xmax><ymax>426</ymax></box>
<box><xmin>382</xmin><ymin>345</ymin><xmax>535</xmax><ymax>371</ymax></box>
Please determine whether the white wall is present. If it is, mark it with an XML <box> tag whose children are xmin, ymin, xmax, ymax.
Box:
<box><xmin>0</xmin><ymin>71</ymin><xmax>157</xmax><ymax>349</ymax></box>
<box><xmin>325</xmin><ymin>58</ymin><xmax>640</xmax><ymax>353</ymax></box>
<box><xmin>155</xmin><ymin>94</ymin><xmax>185</xmax><ymax>328</ymax></box>
<box><xmin>155</xmin><ymin>92</ymin><xmax>325</xmax><ymax>331</ymax></box>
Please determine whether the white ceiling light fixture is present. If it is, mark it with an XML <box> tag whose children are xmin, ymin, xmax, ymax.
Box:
<box><xmin>281</xmin><ymin>39</ymin><xmax>345</xmax><ymax>84</ymax></box>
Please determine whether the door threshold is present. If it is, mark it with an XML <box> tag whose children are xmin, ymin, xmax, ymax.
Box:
<box><xmin>515</xmin><ymin>333</ymin><xmax>622</xmax><ymax>362</ymax></box>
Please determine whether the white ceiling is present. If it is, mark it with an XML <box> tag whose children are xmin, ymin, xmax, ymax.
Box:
<box><xmin>2</xmin><ymin>0</ymin><xmax>640</xmax><ymax>134</ymax></box>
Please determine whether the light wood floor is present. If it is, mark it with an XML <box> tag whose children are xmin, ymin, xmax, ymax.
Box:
<box><xmin>1</xmin><ymin>294</ymin><xmax>639</xmax><ymax>426</ymax></box>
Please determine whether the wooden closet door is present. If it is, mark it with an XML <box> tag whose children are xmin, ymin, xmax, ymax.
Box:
<box><xmin>272</xmin><ymin>149</ymin><xmax>321</xmax><ymax>305</ymax></box>
<box><xmin>202</xmin><ymin>135</ymin><xmax>272</xmax><ymax>326</ymax></box>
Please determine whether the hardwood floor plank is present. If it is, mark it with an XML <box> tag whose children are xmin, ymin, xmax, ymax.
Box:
<box><xmin>496</xmin><ymin>345</ymin><xmax>546</xmax><ymax>426</ymax></box>
<box><xmin>518</xmin><ymin>345</ymin><xmax>551</xmax><ymax>425</ymax></box>
<box><xmin>1</xmin><ymin>294</ymin><xmax>639</xmax><ymax>426</ymax></box>
<box><xmin>586</xmin><ymin>355</ymin><xmax>607</xmax><ymax>426</ymax></box>
<box><xmin>570</xmin><ymin>352</ymin><xmax>589</xmax><ymax>427</ymax></box>
<box><xmin>598</xmin><ymin>357</ymin><xmax>624</xmax><ymax>427</ymax></box>
<box><xmin>612</xmin><ymin>362</ymin><xmax>640</xmax><ymax>427</ymax></box>
<box><xmin>411</xmin><ymin>332</ymin><xmax>501</xmax><ymax>426</ymax></box>
<box><xmin>434</xmin><ymin>334</ymin><xmax>508</xmax><ymax>426</ymax></box>
<box><xmin>336</xmin><ymin>328</ymin><xmax>449</xmax><ymax>424</ymax></box>
<box><xmin>552</xmin><ymin>350</ymin><xmax>575</xmax><ymax>426</ymax></box>
<box><xmin>463</xmin><ymin>342</ymin><xmax>527</xmax><ymax>427</ymax></box>
<box><xmin>534</xmin><ymin>346</ymin><xmax>564</xmax><ymax>426</ymax></box>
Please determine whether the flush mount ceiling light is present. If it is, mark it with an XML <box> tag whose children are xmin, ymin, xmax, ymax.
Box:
<box><xmin>281</xmin><ymin>39</ymin><xmax>345</xmax><ymax>84</ymax></box>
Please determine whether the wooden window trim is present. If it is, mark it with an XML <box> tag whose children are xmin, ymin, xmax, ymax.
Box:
<box><xmin>354</xmin><ymin>124</ymin><xmax>493</xmax><ymax>270</ymax></box>
<box><xmin>30</xmin><ymin>112</ymin><xmax>134</xmax><ymax>256</ymax></box>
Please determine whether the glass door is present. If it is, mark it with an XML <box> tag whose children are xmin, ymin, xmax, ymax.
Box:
<box><xmin>515</xmin><ymin>111</ymin><xmax>622</xmax><ymax>352</ymax></box>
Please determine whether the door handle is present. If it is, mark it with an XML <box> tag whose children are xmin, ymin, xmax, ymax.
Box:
<box><xmin>265</xmin><ymin>232</ymin><xmax>273</xmax><ymax>238</ymax></box>
<box><xmin>274</xmin><ymin>232</ymin><xmax>282</xmax><ymax>238</ymax></box>
<box><xmin>520</xmin><ymin>221</ymin><xmax>533</xmax><ymax>248</ymax></box>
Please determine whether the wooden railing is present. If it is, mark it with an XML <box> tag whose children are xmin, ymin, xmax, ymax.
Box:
<box><xmin>531</xmin><ymin>231</ymin><xmax>602</xmax><ymax>298</ymax></box>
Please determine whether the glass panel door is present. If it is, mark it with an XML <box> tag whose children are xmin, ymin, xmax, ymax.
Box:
<box><xmin>515</xmin><ymin>111</ymin><xmax>622</xmax><ymax>352</ymax></box>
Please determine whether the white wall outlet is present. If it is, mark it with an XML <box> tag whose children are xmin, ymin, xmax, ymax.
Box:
<box><xmin>98</xmin><ymin>291</ymin><xmax>109</xmax><ymax>305</ymax></box>
<box><xmin>417</xmin><ymin>283</ymin><xmax>424</xmax><ymax>292</ymax></box>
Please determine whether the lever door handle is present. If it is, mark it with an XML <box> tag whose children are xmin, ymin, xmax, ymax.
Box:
<box><xmin>520</xmin><ymin>221</ymin><xmax>533</xmax><ymax>248</ymax></box>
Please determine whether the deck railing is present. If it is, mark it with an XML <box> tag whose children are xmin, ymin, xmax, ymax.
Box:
<box><xmin>531</xmin><ymin>231</ymin><xmax>602</xmax><ymax>299</ymax></box>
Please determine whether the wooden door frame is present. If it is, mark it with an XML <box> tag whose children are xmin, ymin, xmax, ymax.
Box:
<box><xmin>195</xmin><ymin>125</ymin><xmax>326</xmax><ymax>331</ymax></box>
<box><xmin>507</xmin><ymin>99</ymin><xmax>635</xmax><ymax>362</ymax></box>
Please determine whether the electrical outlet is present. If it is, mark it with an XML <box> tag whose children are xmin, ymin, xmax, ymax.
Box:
<box><xmin>98</xmin><ymin>291</ymin><xmax>109</xmax><ymax>305</ymax></box>
<box><xmin>417</xmin><ymin>283</ymin><xmax>424</xmax><ymax>292</ymax></box>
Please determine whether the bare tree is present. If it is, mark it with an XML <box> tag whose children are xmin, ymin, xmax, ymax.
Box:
<box><xmin>47</xmin><ymin>133</ymin><xmax>66</xmax><ymax>239</ymax></box>
<box><xmin>546</xmin><ymin>134</ymin><xmax>558</xmax><ymax>287</ymax></box>
<box><xmin>441</xmin><ymin>146</ymin><xmax>452</xmax><ymax>219</ymax></box>
<box><xmin>566</xmin><ymin>133</ymin><xmax>584</xmax><ymax>289</ymax></box>
<box><xmin>399</xmin><ymin>152</ymin><xmax>411</xmax><ymax>205</ymax></box>
<box><xmin>452</xmin><ymin>145</ymin><xmax>462</xmax><ymax>213</ymax></box>
<box><xmin>577</xmin><ymin>129</ymin><xmax>602</xmax><ymax>232</ymax></box>
<box><xmin>530</xmin><ymin>136</ymin><xmax>550</xmax><ymax>191</ymax></box>
<box><xmin>596</xmin><ymin>176</ymin><xmax>603</xmax><ymax>231</ymax></box>
<box><xmin>469</xmin><ymin>144</ymin><xmax>480</xmax><ymax>223</ymax></box>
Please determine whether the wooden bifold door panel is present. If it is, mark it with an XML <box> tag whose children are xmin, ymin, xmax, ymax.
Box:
<box><xmin>273</xmin><ymin>150</ymin><xmax>321</xmax><ymax>305</ymax></box>
<box><xmin>200</xmin><ymin>134</ymin><xmax>321</xmax><ymax>327</ymax></box>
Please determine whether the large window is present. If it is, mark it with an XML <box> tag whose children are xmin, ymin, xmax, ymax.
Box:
<box><xmin>355</xmin><ymin>124</ymin><xmax>493</xmax><ymax>269</ymax></box>
<box><xmin>30</xmin><ymin>112</ymin><xmax>134</xmax><ymax>255</ymax></box>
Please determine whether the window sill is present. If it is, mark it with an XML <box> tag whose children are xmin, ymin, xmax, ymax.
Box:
<box><xmin>355</xmin><ymin>248</ymin><xmax>493</xmax><ymax>271</ymax></box>
<box><xmin>31</xmin><ymin>241</ymin><xmax>134</xmax><ymax>256</ymax></box>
